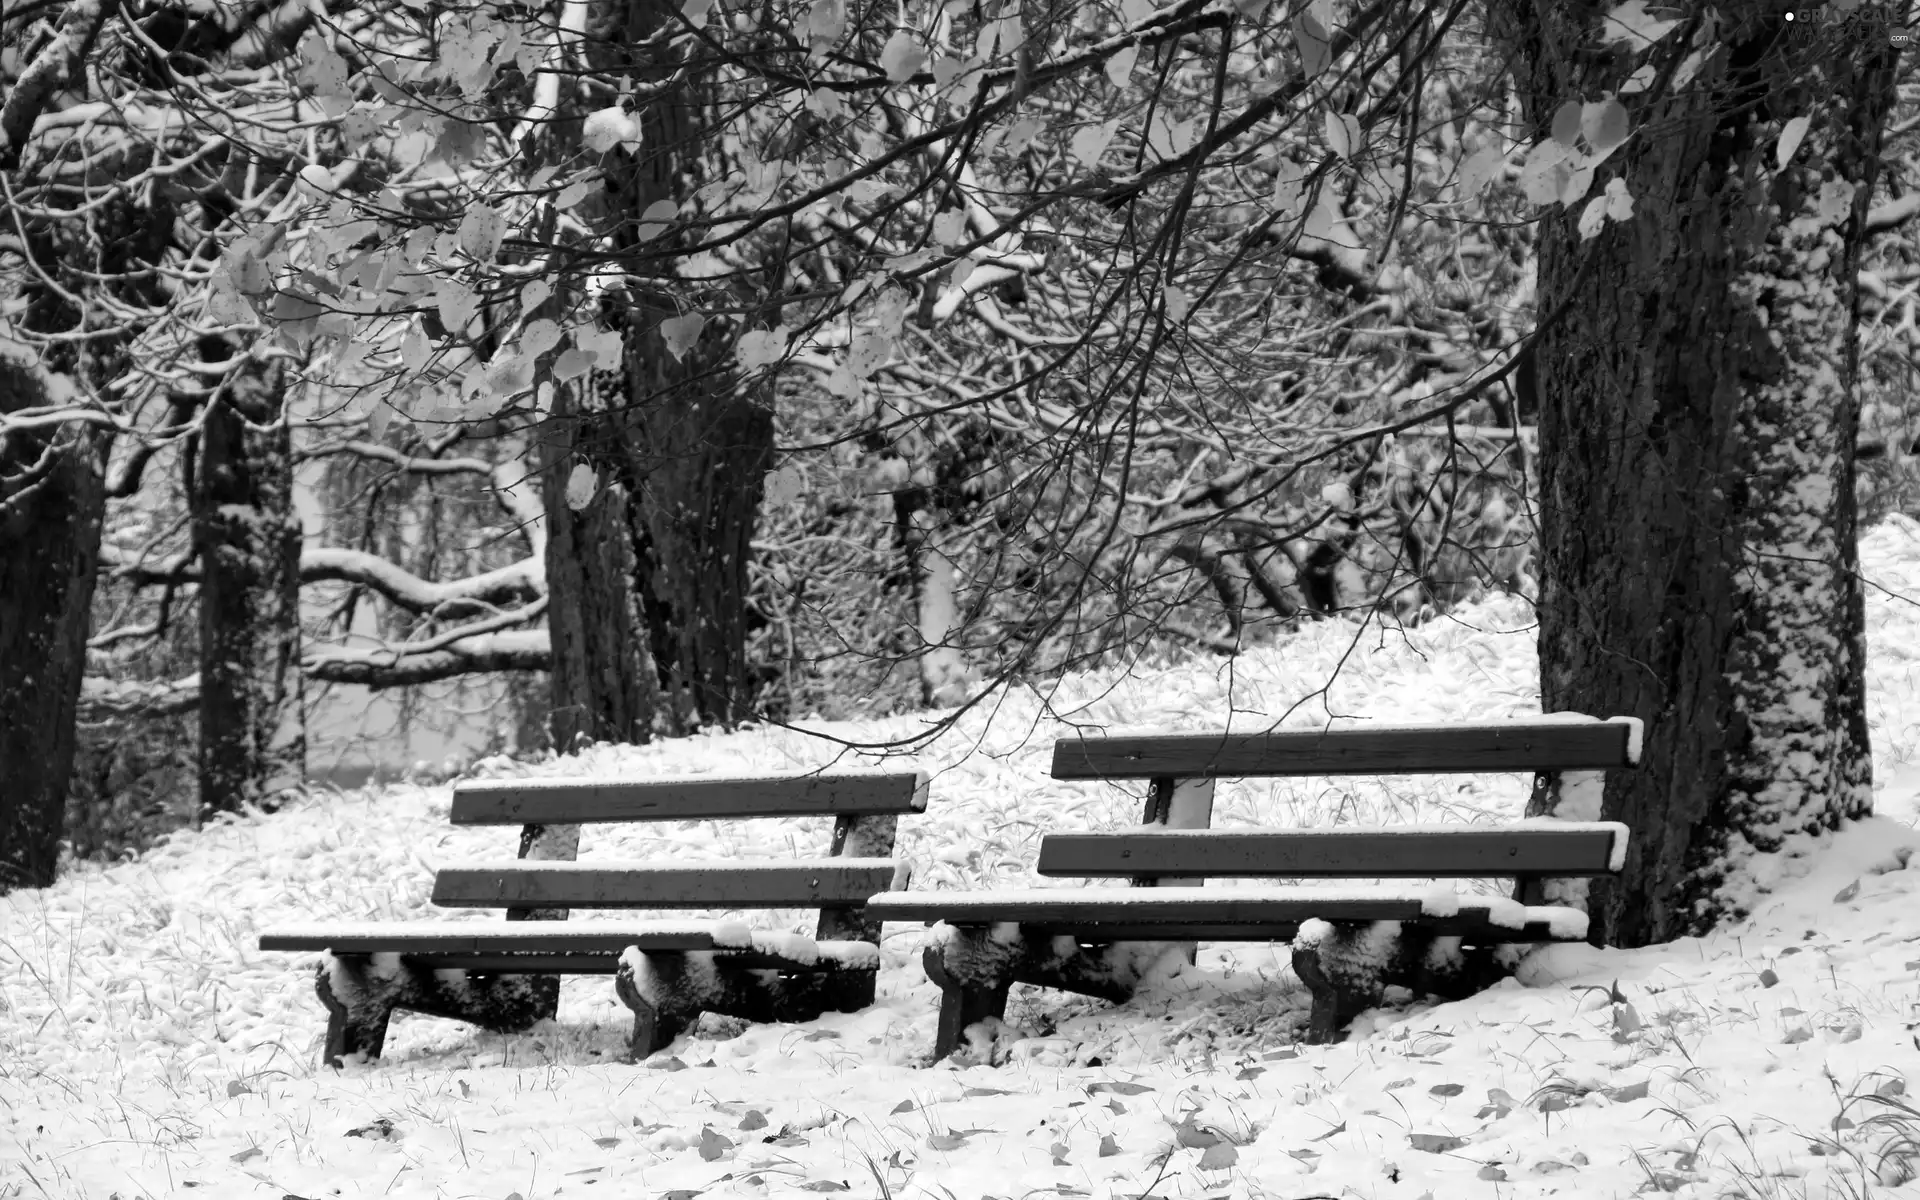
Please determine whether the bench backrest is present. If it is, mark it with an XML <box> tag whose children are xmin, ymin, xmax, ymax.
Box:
<box><xmin>444</xmin><ymin>769</ymin><xmax>928</xmax><ymax>943</ymax></box>
<box><xmin>1048</xmin><ymin>718</ymin><xmax>1641</xmax><ymax>890</ymax></box>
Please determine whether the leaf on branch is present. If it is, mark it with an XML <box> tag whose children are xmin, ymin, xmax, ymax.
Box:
<box><xmin>809</xmin><ymin>0</ymin><xmax>846</xmax><ymax>45</ymax></box>
<box><xmin>1273</xmin><ymin>158</ymin><xmax>1308</xmax><ymax>217</ymax></box>
<box><xmin>637</xmin><ymin>199</ymin><xmax>679</xmax><ymax>242</ymax></box>
<box><xmin>1122</xmin><ymin>0</ymin><xmax>1155</xmax><ymax>24</ymax></box>
<box><xmin>401</xmin><ymin>326</ymin><xmax>431</xmax><ymax>371</ymax></box>
<box><xmin>933</xmin><ymin>210</ymin><xmax>968</xmax><ymax>247</ymax></box>
<box><xmin>553</xmin><ymin>348</ymin><xmax>595</xmax><ymax>379</ymax></box>
<box><xmin>1550</xmin><ymin>102</ymin><xmax>1582</xmax><ymax>150</ymax></box>
<box><xmin>297</xmin><ymin>164</ymin><xmax>338</xmax><ymax>198</ymax></box>
<box><xmin>1324</xmin><ymin>112</ymin><xmax>1359</xmax><ymax>161</ymax></box>
<box><xmin>1070</xmin><ymin>120</ymin><xmax>1119</xmax><ymax>169</ymax></box>
<box><xmin>458</xmin><ymin>204</ymin><xmax>506</xmax><ymax>261</ymax></box>
<box><xmin>1602</xmin><ymin>0</ymin><xmax>1683</xmax><ymax>48</ymax></box>
<box><xmin>1583</xmin><ymin>97</ymin><xmax>1630</xmax><ymax>161</ymax></box>
<box><xmin>1293</xmin><ymin>12</ymin><xmax>1332</xmax><ymax>79</ymax></box>
<box><xmin>435</xmin><ymin>280</ymin><xmax>479</xmax><ymax>335</ymax></box>
<box><xmin>847</xmin><ymin>330</ymin><xmax>893</xmax><ymax>378</ymax></box>
<box><xmin>522</xmin><ymin>320</ymin><xmax>562</xmax><ymax>359</ymax></box>
<box><xmin>1164</xmin><ymin>286</ymin><xmax>1191</xmax><ymax>322</ymax></box>
<box><xmin>764</xmin><ymin>463</ymin><xmax>805</xmax><ymax>507</ymax></box>
<box><xmin>881</xmin><ymin>30</ymin><xmax>927</xmax><ymax>82</ymax></box>
<box><xmin>582</xmin><ymin>107</ymin><xmax>642</xmax><ymax>154</ymax></box>
<box><xmin>1106</xmin><ymin>44</ymin><xmax>1138</xmax><ymax>88</ymax></box>
<box><xmin>1777</xmin><ymin>115</ymin><xmax>1811</xmax><ymax>170</ymax></box>
<box><xmin>1457</xmin><ymin>144</ymin><xmax>1505</xmax><ymax>200</ymax></box>
<box><xmin>660</xmin><ymin>313</ymin><xmax>706</xmax><ymax>360</ymax></box>
<box><xmin>1560</xmin><ymin>164</ymin><xmax>1594</xmax><ymax>206</ymax></box>
<box><xmin>1604</xmin><ymin>177</ymin><xmax>1634</xmax><ymax>221</ymax></box>
<box><xmin>1520</xmin><ymin>140</ymin><xmax>1570</xmax><ymax>207</ymax></box>
<box><xmin>565</xmin><ymin>465</ymin><xmax>598</xmax><ymax>511</ymax></box>
<box><xmin>1578</xmin><ymin>195</ymin><xmax>1609</xmax><ymax>241</ymax></box>
<box><xmin>736</xmin><ymin>326</ymin><xmax>790</xmax><ymax>371</ymax></box>
<box><xmin>557</xmin><ymin>178</ymin><xmax>597</xmax><ymax>209</ymax></box>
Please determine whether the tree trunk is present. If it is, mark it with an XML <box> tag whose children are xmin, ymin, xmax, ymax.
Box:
<box><xmin>1493</xmin><ymin>6</ymin><xmax>1894</xmax><ymax>944</ymax></box>
<box><xmin>0</xmin><ymin>355</ymin><xmax>107</xmax><ymax>892</ymax></box>
<box><xmin>550</xmin><ymin>0</ymin><xmax>774</xmax><ymax>738</ymax></box>
<box><xmin>541</xmin><ymin>383</ymin><xmax>661</xmax><ymax>750</ymax></box>
<box><xmin>192</xmin><ymin>349</ymin><xmax>306</xmax><ymax>818</ymax></box>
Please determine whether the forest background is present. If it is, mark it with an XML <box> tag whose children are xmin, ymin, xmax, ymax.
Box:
<box><xmin>2</xmin><ymin>0</ymin><xmax>1914</xmax><ymax>954</ymax></box>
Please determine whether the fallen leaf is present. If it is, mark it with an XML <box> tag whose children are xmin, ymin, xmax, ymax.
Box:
<box><xmin>1759</xmin><ymin>968</ymin><xmax>1780</xmax><ymax>988</ymax></box>
<box><xmin>1835</xmin><ymin>878</ymin><xmax>1862</xmax><ymax>904</ymax></box>
<box><xmin>1235</xmin><ymin>1066</ymin><xmax>1266</xmax><ymax>1081</ymax></box>
<box><xmin>698</xmin><ymin>1127</ymin><xmax>733</xmax><ymax>1161</ymax></box>
<box><xmin>230</xmin><ymin>1147</ymin><xmax>262</xmax><ymax>1164</ymax></box>
<box><xmin>1310</xmin><ymin>1121</ymin><xmax>1346</xmax><ymax>1142</ymax></box>
<box><xmin>1089</xmin><ymin>1081</ymin><xmax>1153</xmax><ymax>1096</ymax></box>
<box><xmin>1385</xmin><ymin>1078</ymin><xmax>1415</xmax><ymax>1090</ymax></box>
<box><xmin>927</xmin><ymin>1133</ymin><xmax>968</xmax><ymax>1151</ymax></box>
<box><xmin>1198</xmin><ymin>1143</ymin><xmax>1239</xmax><ymax>1170</ymax></box>
<box><xmin>1050</xmin><ymin>1140</ymin><xmax>1069</xmax><ymax>1165</ymax></box>
<box><xmin>1098</xmin><ymin>1135</ymin><xmax>1121</xmax><ymax>1157</ymax></box>
<box><xmin>651</xmin><ymin>1056</ymin><xmax>689</xmax><ymax>1072</ymax></box>
<box><xmin>1478</xmin><ymin>1163</ymin><xmax>1509</xmax><ymax>1181</ymax></box>
<box><xmin>963</xmin><ymin>1086</ymin><xmax>1010</xmax><ymax>1096</ymax></box>
<box><xmin>1174</xmin><ymin>1120</ymin><xmax>1224</xmax><ymax>1149</ymax></box>
<box><xmin>227</xmin><ymin>1080</ymin><xmax>253</xmax><ymax>1098</ymax></box>
<box><xmin>593</xmin><ymin>1136</ymin><xmax>621</xmax><ymax>1149</ymax></box>
<box><xmin>803</xmin><ymin>1030</ymin><xmax>840</xmax><ymax>1042</ymax></box>
<box><xmin>1783</xmin><ymin>1025</ymin><xmax>1814</xmax><ymax>1045</ymax></box>
<box><xmin>1606</xmin><ymin>1081</ymin><xmax>1650</xmax><ymax>1103</ymax></box>
<box><xmin>1409</xmin><ymin>1133</ymin><xmax>1467</xmax><ymax>1154</ymax></box>
<box><xmin>798</xmin><ymin>1183</ymin><xmax>849</xmax><ymax>1193</ymax></box>
<box><xmin>1429</xmin><ymin>1083</ymin><xmax>1465</xmax><ymax>1097</ymax></box>
<box><xmin>345</xmin><ymin>1118</ymin><xmax>398</xmax><ymax>1141</ymax></box>
<box><xmin>738</xmin><ymin>1110</ymin><xmax>768</xmax><ymax>1131</ymax></box>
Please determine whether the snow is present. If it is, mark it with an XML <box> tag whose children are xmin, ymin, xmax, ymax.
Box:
<box><xmin>10</xmin><ymin>526</ymin><xmax>1920</xmax><ymax>1197</ymax></box>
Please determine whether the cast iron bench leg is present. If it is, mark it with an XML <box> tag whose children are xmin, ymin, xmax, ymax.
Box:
<box><xmin>314</xmin><ymin>957</ymin><xmax>557</xmax><ymax>1068</ymax></box>
<box><xmin>614</xmin><ymin>951</ymin><xmax>882</xmax><ymax>1061</ymax></box>
<box><xmin>921</xmin><ymin>926</ymin><xmax>1182</xmax><ymax>1059</ymax></box>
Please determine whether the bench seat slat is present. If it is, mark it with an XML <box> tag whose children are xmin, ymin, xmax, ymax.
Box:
<box><xmin>451</xmin><ymin>770</ymin><xmax>930</xmax><ymax>825</ymax></box>
<box><xmin>1051</xmin><ymin>720</ymin><xmax>1637</xmax><ymax>780</ymax></box>
<box><xmin>866</xmin><ymin>885</ymin><xmax>1588</xmax><ymax>941</ymax></box>
<box><xmin>259</xmin><ymin>920</ymin><xmax>738</xmax><ymax>954</ymax></box>
<box><xmin>430</xmin><ymin>858</ymin><xmax>908</xmax><ymax>909</ymax></box>
<box><xmin>1039</xmin><ymin>824</ymin><xmax>1630</xmax><ymax>879</ymax></box>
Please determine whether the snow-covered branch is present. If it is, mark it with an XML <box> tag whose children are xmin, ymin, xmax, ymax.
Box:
<box><xmin>301</xmin><ymin>548</ymin><xmax>544</xmax><ymax>618</ymax></box>
<box><xmin>79</xmin><ymin>631</ymin><xmax>554</xmax><ymax>720</ymax></box>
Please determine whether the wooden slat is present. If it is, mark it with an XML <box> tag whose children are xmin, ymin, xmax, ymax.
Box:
<box><xmin>1050</xmin><ymin>720</ymin><xmax>1636</xmax><ymax>780</ymax></box>
<box><xmin>431</xmin><ymin>859</ymin><xmax>908</xmax><ymax>909</ymax></box>
<box><xmin>258</xmin><ymin>922</ymin><xmax>727</xmax><ymax>954</ymax></box>
<box><xmin>1039</xmin><ymin>825</ymin><xmax>1625</xmax><ymax>879</ymax></box>
<box><xmin>865</xmin><ymin>889</ymin><xmax>1579</xmax><ymax>943</ymax></box>
<box><xmin>450</xmin><ymin>770</ymin><xmax>930</xmax><ymax>825</ymax></box>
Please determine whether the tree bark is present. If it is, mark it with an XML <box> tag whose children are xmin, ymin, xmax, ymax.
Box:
<box><xmin>1493</xmin><ymin>6</ymin><xmax>1894</xmax><ymax>943</ymax></box>
<box><xmin>0</xmin><ymin>355</ymin><xmax>107</xmax><ymax>891</ymax></box>
<box><xmin>192</xmin><ymin>349</ymin><xmax>306</xmax><ymax>817</ymax></box>
<box><xmin>548</xmin><ymin>0</ymin><xmax>774</xmax><ymax>738</ymax></box>
<box><xmin>541</xmin><ymin>386</ymin><xmax>661</xmax><ymax>750</ymax></box>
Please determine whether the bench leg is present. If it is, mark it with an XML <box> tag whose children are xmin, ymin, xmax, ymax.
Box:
<box><xmin>1290</xmin><ymin>939</ymin><xmax>1384</xmax><ymax>1045</ymax></box>
<box><xmin>314</xmin><ymin>957</ymin><xmax>557</xmax><ymax>1067</ymax></box>
<box><xmin>923</xmin><ymin>944</ymin><xmax>1011</xmax><ymax>1060</ymax></box>
<box><xmin>614</xmin><ymin>950</ymin><xmax>880</xmax><ymax>1061</ymax></box>
<box><xmin>920</xmin><ymin>925</ymin><xmax>1181</xmax><ymax>1059</ymax></box>
<box><xmin>1292</xmin><ymin>924</ymin><xmax>1510</xmax><ymax>1044</ymax></box>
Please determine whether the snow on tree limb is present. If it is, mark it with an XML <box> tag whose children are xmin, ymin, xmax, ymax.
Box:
<box><xmin>79</xmin><ymin>631</ymin><xmax>554</xmax><ymax>720</ymax></box>
<box><xmin>0</xmin><ymin>0</ymin><xmax>109</xmax><ymax>169</ymax></box>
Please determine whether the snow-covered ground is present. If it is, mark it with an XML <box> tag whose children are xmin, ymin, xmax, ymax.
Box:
<box><xmin>12</xmin><ymin>519</ymin><xmax>1920</xmax><ymax>1199</ymax></box>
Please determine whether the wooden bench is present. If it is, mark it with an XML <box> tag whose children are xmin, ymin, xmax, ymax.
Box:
<box><xmin>259</xmin><ymin>768</ymin><xmax>926</xmax><ymax>1066</ymax></box>
<box><xmin>865</xmin><ymin>717</ymin><xmax>1639</xmax><ymax>1057</ymax></box>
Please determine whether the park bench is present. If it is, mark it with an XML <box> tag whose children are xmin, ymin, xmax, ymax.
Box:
<box><xmin>259</xmin><ymin>767</ymin><xmax>926</xmax><ymax>1066</ymax></box>
<box><xmin>865</xmin><ymin>716</ymin><xmax>1640</xmax><ymax>1057</ymax></box>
